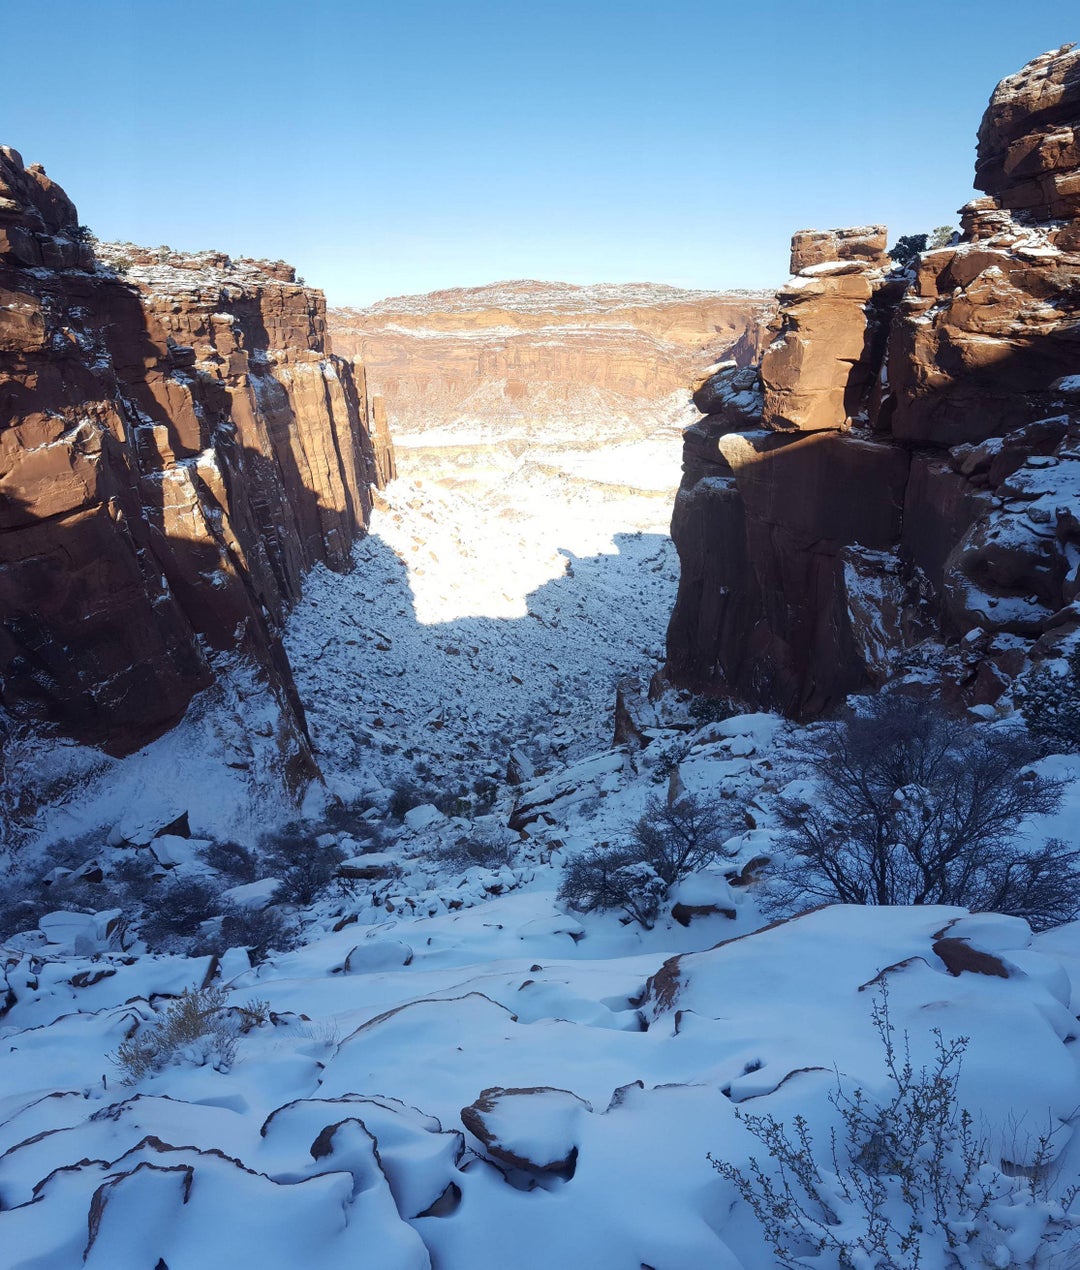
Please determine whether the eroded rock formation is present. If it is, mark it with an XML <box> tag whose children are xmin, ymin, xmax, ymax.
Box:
<box><xmin>0</xmin><ymin>148</ymin><xmax>392</xmax><ymax>763</ymax></box>
<box><xmin>329</xmin><ymin>281</ymin><xmax>775</xmax><ymax>447</ymax></box>
<box><xmin>667</xmin><ymin>44</ymin><xmax>1080</xmax><ymax>715</ymax></box>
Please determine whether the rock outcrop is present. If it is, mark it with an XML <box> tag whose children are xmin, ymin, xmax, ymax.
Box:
<box><xmin>666</xmin><ymin>45</ymin><xmax>1080</xmax><ymax>715</ymax></box>
<box><xmin>0</xmin><ymin>148</ymin><xmax>393</xmax><ymax>763</ymax></box>
<box><xmin>329</xmin><ymin>281</ymin><xmax>775</xmax><ymax>449</ymax></box>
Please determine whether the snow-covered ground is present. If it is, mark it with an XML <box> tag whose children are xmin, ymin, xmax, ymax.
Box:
<box><xmin>3</xmin><ymin>430</ymin><xmax>1080</xmax><ymax>1266</ymax></box>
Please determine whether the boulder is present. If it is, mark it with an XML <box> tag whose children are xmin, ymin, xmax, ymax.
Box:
<box><xmin>460</xmin><ymin>1086</ymin><xmax>591</xmax><ymax>1173</ymax></box>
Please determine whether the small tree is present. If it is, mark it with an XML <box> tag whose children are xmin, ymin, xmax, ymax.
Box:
<box><xmin>769</xmin><ymin>698</ymin><xmax>1076</xmax><ymax>929</ymax></box>
<box><xmin>1020</xmin><ymin>647</ymin><xmax>1080</xmax><ymax>754</ymax></box>
<box><xmin>888</xmin><ymin>233</ymin><xmax>928</xmax><ymax>266</ymax></box>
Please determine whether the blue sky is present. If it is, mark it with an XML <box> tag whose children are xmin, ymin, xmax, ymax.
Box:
<box><xmin>4</xmin><ymin>1</ymin><xmax>1073</xmax><ymax>305</ymax></box>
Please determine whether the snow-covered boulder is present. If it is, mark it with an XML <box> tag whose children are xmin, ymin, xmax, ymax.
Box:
<box><xmin>461</xmin><ymin>1086</ymin><xmax>592</xmax><ymax>1173</ymax></box>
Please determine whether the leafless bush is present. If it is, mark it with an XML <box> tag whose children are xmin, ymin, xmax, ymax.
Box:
<box><xmin>216</xmin><ymin>902</ymin><xmax>293</xmax><ymax>963</ymax></box>
<box><xmin>199</xmin><ymin>839</ymin><xmax>260</xmax><ymax>884</ymax></box>
<box><xmin>260</xmin><ymin>828</ymin><xmax>343</xmax><ymax>906</ymax></box>
<box><xmin>557</xmin><ymin>793</ymin><xmax>737</xmax><ymax>928</ymax></box>
<box><xmin>427</xmin><ymin>833</ymin><xmax>517</xmax><ymax>872</ymax></box>
<box><xmin>710</xmin><ymin>988</ymin><xmax>1080</xmax><ymax>1267</ymax></box>
<box><xmin>769</xmin><ymin>698</ymin><xmax>1075</xmax><ymax>929</ymax></box>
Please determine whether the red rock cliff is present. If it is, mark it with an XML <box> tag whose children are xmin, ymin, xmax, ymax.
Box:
<box><xmin>666</xmin><ymin>45</ymin><xmax>1080</xmax><ymax>714</ymax></box>
<box><xmin>329</xmin><ymin>281</ymin><xmax>775</xmax><ymax>444</ymax></box>
<box><xmin>0</xmin><ymin>149</ymin><xmax>393</xmax><ymax>763</ymax></box>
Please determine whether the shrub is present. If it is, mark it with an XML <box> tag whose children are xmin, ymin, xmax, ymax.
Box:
<box><xmin>709</xmin><ymin>989</ymin><xmax>1080</xmax><ymax>1268</ymax></box>
<box><xmin>428</xmin><ymin>833</ymin><xmax>517</xmax><ymax>872</ymax></box>
<box><xmin>217</xmin><ymin>902</ymin><xmax>292</xmax><ymax>963</ymax></box>
<box><xmin>769</xmin><ymin>697</ymin><xmax>1075</xmax><ymax>929</ymax></box>
<box><xmin>261</xmin><ymin>829</ymin><xmax>343</xmax><ymax>906</ymax></box>
<box><xmin>111</xmin><ymin>985</ymin><xmax>247</xmax><ymax>1081</ymax></box>
<box><xmin>200</xmin><ymin>839</ymin><xmax>259</xmax><ymax>884</ymax></box>
<box><xmin>389</xmin><ymin>779</ymin><xmax>429</xmax><ymax>821</ymax></box>
<box><xmin>688</xmin><ymin>696</ymin><xmax>737</xmax><ymax>725</ymax></box>
<box><xmin>557</xmin><ymin>845</ymin><xmax>667</xmax><ymax>928</ymax></box>
<box><xmin>630</xmin><ymin>792</ymin><xmax>737</xmax><ymax>888</ymax></box>
<box><xmin>1020</xmin><ymin>647</ymin><xmax>1080</xmax><ymax>754</ymax></box>
<box><xmin>558</xmin><ymin>792</ymin><xmax>735</xmax><ymax>927</ymax></box>
<box><xmin>139</xmin><ymin>877</ymin><xmax>223</xmax><ymax>952</ymax></box>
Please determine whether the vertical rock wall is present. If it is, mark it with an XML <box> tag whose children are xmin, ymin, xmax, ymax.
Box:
<box><xmin>666</xmin><ymin>45</ymin><xmax>1080</xmax><ymax>714</ymax></box>
<box><xmin>0</xmin><ymin>148</ymin><xmax>393</xmax><ymax>764</ymax></box>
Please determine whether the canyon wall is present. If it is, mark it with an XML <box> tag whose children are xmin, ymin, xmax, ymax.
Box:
<box><xmin>329</xmin><ymin>281</ymin><xmax>775</xmax><ymax>445</ymax></box>
<box><xmin>666</xmin><ymin>44</ymin><xmax>1080</xmax><ymax>715</ymax></box>
<box><xmin>0</xmin><ymin>148</ymin><xmax>392</xmax><ymax>765</ymax></box>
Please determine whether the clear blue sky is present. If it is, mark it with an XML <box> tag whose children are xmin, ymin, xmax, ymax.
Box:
<box><xmin>4</xmin><ymin>1</ymin><xmax>1073</xmax><ymax>305</ymax></box>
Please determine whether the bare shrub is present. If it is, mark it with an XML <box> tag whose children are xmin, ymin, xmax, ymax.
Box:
<box><xmin>261</xmin><ymin>828</ymin><xmax>343</xmax><ymax>906</ymax></box>
<box><xmin>710</xmin><ymin>988</ymin><xmax>1080</xmax><ymax>1268</ymax></box>
<box><xmin>199</xmin><ymin>839</ymin><xmax>259</xmax><ymax>884</ymax></box>
<box><xmin>557</xmin><ymin>793</ymin><xmax>737</xmax><ymax>928</ymax></box>
<box><xmin>217</xmin><ymin>902</ymin><xmax>292</xmax><ymax>963</ymax></box>
<box><xmin>111</xmin><ymin>986</ymin><xmax>242</xmax><ymax>1081</ymax></box>
<box><xmin>428</xmin><ymin>833</ymin><xmax>517</xmax><ymax>872</ymax></box>
<box><xmin>557</xmin><ymin>845</ymin><xmax>666</xmax><ymax>928</ymax></box>
<box><xmin>769</xmin><ymin>698</ymin><xmax>1076</xmax><ymax>929</ymax></box>
<box><xmin>631</xmin><ymin>792</ymin><xmax>737</xmax><ymax>887</ymax></box>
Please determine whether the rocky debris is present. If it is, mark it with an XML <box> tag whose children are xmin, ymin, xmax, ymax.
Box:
<box><xmin>460</xmin><ymin>1085</ymin><xmax>591</xmax><ymax>1174</ymax></box>
<box><xmin>666</xmin><ymin>48</ymin><xmax>1080</xmax><ymax>714</ymax></box>
<box><xmin>0</xmin><ymin>148</ymin><xmax>394</xmax><ymax>762</ymax></box>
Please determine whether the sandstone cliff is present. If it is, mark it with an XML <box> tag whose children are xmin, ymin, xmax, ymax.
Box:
<box><xmin>0</xmin><ymin>149</ymin><xmax>392</xmax><ymax>764</ymax></box>
<box><xmin>329</xmin><ymin>281</ymin><xmax>775</xmax><ymax>447</ymax></box>
<box><xmin>666</xmin><ymin>44</ymin><xmax>1080</xmax><ymax>715</ymax></box>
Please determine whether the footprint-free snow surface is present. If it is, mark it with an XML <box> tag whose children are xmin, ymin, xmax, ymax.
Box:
<box><xmin>4</xmin><ymin>449</ymin><xmax>1080</xmax><ymax>1266</ymax></box>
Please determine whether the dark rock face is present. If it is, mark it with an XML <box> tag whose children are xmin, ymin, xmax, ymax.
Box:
<box><xmin>666</xmin><ymin>47</ymin><xmax>1080</xmax><ymax>714</ymax></box>
<box><xmin>0</xmin><ymin>148</ymin><xmax>393</xmax><ymax>763</ymax></box>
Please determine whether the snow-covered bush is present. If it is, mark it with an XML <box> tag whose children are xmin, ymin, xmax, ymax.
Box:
<box><xmin>111</xmin><ymin>986</ymin><xmax>257</xmax><ymax>1081</ymax></box>
<box><xmin>710</xmin><ymin>991</ymin><xmax>1080</xmax><ymax>1268</ymax></box>
<box><xmin>769</xmin><ymin>698</ymin><xmax>1078</xmax><ymax>929</ymax></box>
<box><xmin>558</xmin><ymin>793</ymin><xmax>736</xmax><ymax>927</ymax></box>
<box><xmin>1020</xmin><ymin>648</ymin><xmax>1080</xmax><ymax>754</ymax></box>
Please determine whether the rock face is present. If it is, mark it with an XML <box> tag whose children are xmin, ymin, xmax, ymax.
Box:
<box><xmin>666</xmin><ymin>45</ymin><xmax>1080</xmax><ymax>715</ymax></box>
<box><xmin>329</xmin><ymin>281</ymin><xmax>775</xmax><ymax>447</ymax></box>
<box><xmin>0</xmin><ymin>148</ymin><xmax>393</xmax><ymax>761</ymax></box>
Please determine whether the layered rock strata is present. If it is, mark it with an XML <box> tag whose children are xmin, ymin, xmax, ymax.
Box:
<box><xmin>0</xmin><ymin>148</ymin><xmax>392</xmax><ymax>762</ymax></box>
<box><xmin>667</xmin><ymin>45</ymin><xmax>1080</xmax><ymax>715</ymax></box>
<box><xmin>329</xmin><ymin>281</ymin><xmax>776</xmax><ymax>445</ymax></box>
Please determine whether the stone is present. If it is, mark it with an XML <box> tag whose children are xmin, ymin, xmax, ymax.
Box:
<box><xmin>665</xmin><ymin>47</ymin><xmax>1080</xmax><ymax>715</ymax></box>
<box><xmin>0</xmin><ymin>149</ymin><xmax>394</xmax><ymax>763</ymax></box>
<box><xmin>460</xmin><ymin>1086</ymin><xmax>591</xmax><ymax>1174</ymax></box>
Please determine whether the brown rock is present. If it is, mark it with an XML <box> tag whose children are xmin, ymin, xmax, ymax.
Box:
<box><xmin>975</xmin><ymin>44</ymin><xmax>1080</xmax><ymax>222</ymax></box>
<box><xmin>328</xmin><ymin>282</ymin><xmax>775</xmax><ymax>467</ymax></box>
<box><xmin>460</xmin><ymin>1085</ymin><xmax>591</xmax><ymax>1174</ymax></box>
<box><xmin>0</xmin><ymin>150</ymin><xmax>394</xmax><ymax>762</ymax></box>
<box><xmin>789</xmin><ymin>225</ymin><xmax>888</xmax><ymax>274</ymax></box>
